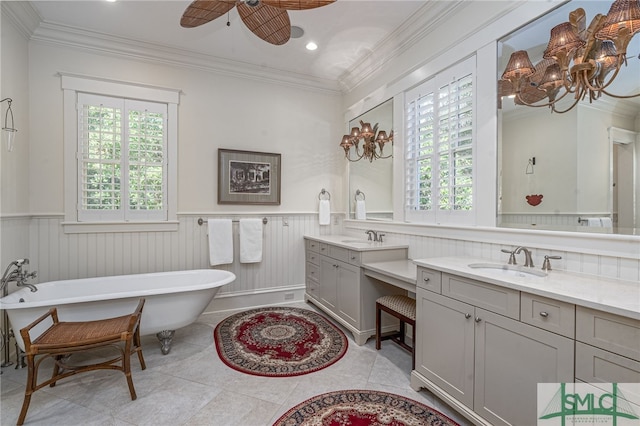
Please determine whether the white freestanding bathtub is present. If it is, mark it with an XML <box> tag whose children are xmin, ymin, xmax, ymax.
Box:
<box><xmin>0</xmin><ymin>269</ymin><xmax>235</xmax><ymax>354</ymax></box>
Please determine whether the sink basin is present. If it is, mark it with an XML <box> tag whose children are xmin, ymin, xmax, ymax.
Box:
<box><xmin>468</xmin><ymin>263</ymin><xmax>547</xmax><ymax>278</ymax></box>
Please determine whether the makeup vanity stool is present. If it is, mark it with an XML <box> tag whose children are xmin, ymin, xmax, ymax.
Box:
<box><xmin>376</xmin><ymin>294</ymin><xmax>416</xmax><ymax>369</ymax></box>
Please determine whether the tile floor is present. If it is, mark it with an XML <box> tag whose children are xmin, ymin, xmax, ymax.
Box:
<box><xmin>1</xmin><ymin>301</ymin><xmax>472</xmax><ymax>426</ymax></box>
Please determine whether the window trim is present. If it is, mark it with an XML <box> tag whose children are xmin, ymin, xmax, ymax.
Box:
<box><xmin>403</xmin><ymin>56</ymin><xmax>477</xmax><ymax>225</ymax></box>
<box><xmin>62</xmin><ymin>74</ymin><xmax>179</xmax><ymax>233</ymax></box>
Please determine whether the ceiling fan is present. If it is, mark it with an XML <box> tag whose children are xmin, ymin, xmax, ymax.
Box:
<box><xmin>180</xmin><ymin>0</ymin><xmax>336</xmax><ymax>46</ymax></box>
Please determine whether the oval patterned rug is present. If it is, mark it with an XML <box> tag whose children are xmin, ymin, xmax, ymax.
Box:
<box><xmin>273</xmin><ymin>389</ymin><xmax>460</xmax><ymax>426</ymax></box>
<box><xmin>214</xmin><ymin>306</ymin><xmax>348</xmax><ymax>377</ymax></box>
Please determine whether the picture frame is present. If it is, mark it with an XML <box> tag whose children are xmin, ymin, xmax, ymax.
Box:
<box><xmin>218</xmin><ymin>149</ymin><xmax>281</xmax><ymax>205</ymax></box>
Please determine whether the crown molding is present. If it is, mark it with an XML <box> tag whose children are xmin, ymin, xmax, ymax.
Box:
<box><xmin>1</xmin><ymin>1</ymin><xmax>41</xmax><ymax>40</ymax></box>
<box><xmin>337</xmin><ymin>1</ymin><xmax>467</xmax><ymax>92</ymax></box>
<box><xmin>30</xmin><ymin>22</ymin><xmax>342</xmax><ymax>95</ymax></box>
<box><xmin>3</xmin><ymin>3</ymin><xmax>340</xmax><ymax>97</ymax></box>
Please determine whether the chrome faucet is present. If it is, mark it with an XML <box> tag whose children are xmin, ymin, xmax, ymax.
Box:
<box><xmin>515</xmin><ymin>246</ymin><xmax>534</xmax><ymax>268</ymax></box>
<box><xmin>1</xmin><ymin>259</ymin><xmax>38</xmax><ymax>294</ymax></box>
<box><xmin>364</xmin><ymin>230</ymin><xmax>385</xmax><ymax>242</ymax></box>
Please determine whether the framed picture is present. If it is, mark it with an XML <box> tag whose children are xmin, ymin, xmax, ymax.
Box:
<box><xmin>218</xmin><ymin>149</ymin><xmax>281</xmax><ymax>205</ymax></box>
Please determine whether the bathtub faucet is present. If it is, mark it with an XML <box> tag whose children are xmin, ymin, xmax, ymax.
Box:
<box><xmin>1</xmin><ymin>259</ymin><xmax>38</xmax><ymax>294</ymax></box>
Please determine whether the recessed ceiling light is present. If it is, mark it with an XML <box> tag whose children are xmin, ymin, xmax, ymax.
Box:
<box><xmin>291</xmin><ymin>26</ymin><xmax>304</xmax><ymax>39</ymax></box>
<box><xmin>306</xmin><ymin>42</ymin><xmax>318</xmax><ymax>51</ymax></box>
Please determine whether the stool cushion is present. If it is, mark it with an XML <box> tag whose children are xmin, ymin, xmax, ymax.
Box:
<box><xmin>376</xmin><ymin>295</ymin><xmax>416</xmax><ymax>321</ymax></box>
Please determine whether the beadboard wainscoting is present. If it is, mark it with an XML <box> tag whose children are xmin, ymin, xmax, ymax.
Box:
<box><xmin>1</xmin><ymin>214</ymin><xmax>342</xmax><ymax>312</ymax></box>
<box><xmin>342</xmin><ymin>221</ymin><xmax>640</xmax><ymax>282</ymax></box>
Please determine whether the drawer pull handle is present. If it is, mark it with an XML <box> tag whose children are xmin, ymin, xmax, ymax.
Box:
<box><xmin>351</xmin><ymin>256</ymin><xmax>356</xmax><ymax>260</ymax></box>
<box><xmin>539</xmin><ymin>311</ymin><xmax>549</xmax><ymax>318</ymax></box>
<box><xmin>465</xmin><ymin>313</ymin><xmax>472</xmax><ymax>319</ymax></box>
<box><xmin>321</xmin><ymin>247</ymin><xmax>326</xmax><ymax>251</ymax></box>
<box><xmin>423</xmin><ymin>277</ymin><xmax>430</xmax><ymax>282</ymax></box>
<box><xmin>475</xmin><ymin>316</ymin><xmax>482</xmax><ymax>323</ymax></box>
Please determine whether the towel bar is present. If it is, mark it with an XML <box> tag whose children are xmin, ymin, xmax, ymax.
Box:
<box><xmin>198</xmin><ymin>217</ymin><xmax>268</xmax><ymax>226</ymax></box>
<box><xmin>355</xmin><ymin>190</ymin><xmax>366</xmax><ymax>201</ymax></box>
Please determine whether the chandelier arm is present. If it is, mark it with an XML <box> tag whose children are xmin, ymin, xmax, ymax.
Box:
<box><xmin>599</xmin><ymin>88</ymin><xmax>640</xmax><ymax>99</ymax></box>
<box><xmin>580</xmin><ymin>60</ymin><xmax>623</xmax><ymax>94</ymax></box>
<box><xmin>551</xmin><ymin>95</ymin><xmax>581</xmax><ymax>114</ymax></box>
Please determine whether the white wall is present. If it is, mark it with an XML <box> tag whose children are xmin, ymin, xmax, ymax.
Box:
<box><xmin>27</xmin><ymin>43</ymin><xmax>345</xmax><ymax>215</ymax></box>
<box><xmin>1</xmin><ymin>11</ymin><xmax>30</xmax><ymax>215</ymax></box>
<box><xmin>1</xmin><ymin>11</ymin><xmax>31</xmax><ymax>270</ymax></box>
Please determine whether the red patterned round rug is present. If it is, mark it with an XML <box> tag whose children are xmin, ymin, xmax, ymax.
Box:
<box><xmin>214</xmin><ymin>306</ymin><xmax>348</xmax><ymax>377</ymax></box>
<box><xmin>274</xmin><ymin>389</ymin><xmax>460</xmax><ymax>426</ymax></box>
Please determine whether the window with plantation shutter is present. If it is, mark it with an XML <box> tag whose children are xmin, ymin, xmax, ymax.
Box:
<box><xmin>62</xmin><ymin>75</ymin><xmax>179</xmax><ymax>233</ymax></box>
<box><xmin>404</xmin><ymin>56</ymin><xmax>476</xmax><ymax>225</ymax></box>
<box><xmin>77</xmin><ymin>93</ymin><xmax>168</xmax><ymax>222</ymax></box>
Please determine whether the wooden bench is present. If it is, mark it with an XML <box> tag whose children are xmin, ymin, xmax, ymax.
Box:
<box><xmin>17</xmin><ymin>299</ymin><xmax>146</xmax><ymax>425</ymax></box>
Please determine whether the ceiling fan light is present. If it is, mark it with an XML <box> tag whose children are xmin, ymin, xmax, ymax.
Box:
<box><xmin>306</xmin><ymin>41</ymin><xmax>318</xmax><ymax>50</ymax></box>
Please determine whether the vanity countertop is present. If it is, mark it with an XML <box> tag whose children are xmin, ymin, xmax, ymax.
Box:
<box><xmin>304</xmin><ymin>235</ymin><xmax>409</xmax><ymax>252</ymax></box>
<box><xmin>414</xmin><ymin>257</ymin><xmax>640</xmax><ymax>320</ymax></box>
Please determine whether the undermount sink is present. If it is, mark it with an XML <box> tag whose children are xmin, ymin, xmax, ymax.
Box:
<box><xmin>468</xmin><ymin>263</ymin><xmax>547</xmax><ymax>278</ymax></box>
<box><xmin>341</xmin><ymin>239</ymin><xmax>375</xmax><ymax>245</ymax></box>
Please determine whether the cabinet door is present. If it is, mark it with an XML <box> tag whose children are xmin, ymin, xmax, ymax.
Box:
<box><xmin>474</xmin><ymin>309</ymin><xmax>574</xmax><ymax>426</ymax></box>
<box><xmin>319</xmin><ymin>256</ymin><xmax>338</xmax><ymax>310</ymax></box>
<box><xmin>336</xmin><ymin>261</ymin><xmax>360</xmax><ymax>328</ymax></box>
<box><xmin>416</xmin><ymin>288</ymin><xmax>475</xmax><ymax>408</ymax></box>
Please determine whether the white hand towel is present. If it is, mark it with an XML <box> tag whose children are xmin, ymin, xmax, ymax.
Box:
<box><xmin>586</xmin><ymin>218</ymin><xmax>602</xmax><ymax>227</ymax></box>
<box><xmin>208</xmin><ymin>219</ymin><xmax>233</xmax><ymax>266</ymax></box>
<box><xmin>355</xmin><ymin>199</ymin><xmax>366</xmax><ymax>220</ymax></box>
<box><xmin>600</xmin><ymin>217</ymin><xmax>613</xmax><ymax>227</ymax></box>
<box><xmin>240</xmin><ymin>218</ymin><xmax>263</xmax><ymax>263</ymax></box>
<box><xmin>319</xmin><ymin>199</ymin><xmax>331</xmax><ymax>226</ymax></box>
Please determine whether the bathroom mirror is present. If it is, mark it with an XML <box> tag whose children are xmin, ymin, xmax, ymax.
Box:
<box><xmin>497</xmin><ymin>0</ymin><xmax>640</xmax><ymax>235</ymax></box>
<box><xmin>347</xmin><ymin>98</ymin><xmax>394</xmax><ymax>220</ymax></box>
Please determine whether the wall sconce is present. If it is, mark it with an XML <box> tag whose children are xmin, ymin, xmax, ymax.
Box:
<box><xmin>339</xmin><ymin>120</ymin><xmax>393</xmax><ymax>162</ymax></box>
<box><xmin>1</xmin><ymin>98</ymin><xmax>17</xmax><ymax>152</ymax></box>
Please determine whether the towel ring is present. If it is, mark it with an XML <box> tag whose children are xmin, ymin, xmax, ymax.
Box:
<box><xmin>355</xmin><ymin>190</ymin><xmax>366</xmax><ymax>201</ymax></box>
<box><xmin>318</xmin><ymin>188</ymin><xmax>331</xmax><ymax>201</ymax></box>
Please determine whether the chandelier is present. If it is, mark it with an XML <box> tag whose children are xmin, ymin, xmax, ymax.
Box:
<box><xmin>339</xmin><ymin>120</ymin><xmax>393</xmax><ymax>162</ymax></box>
<box><xmin>500</xmin><ymin>0</ymin><xmax>640</xmax><ymax>113</ymax></box>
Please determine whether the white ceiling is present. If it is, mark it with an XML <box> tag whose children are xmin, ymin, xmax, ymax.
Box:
<box><xmin>27</xmin><ymin>0</ymin><xmax>427</xmax><ymax>87</ymax></box>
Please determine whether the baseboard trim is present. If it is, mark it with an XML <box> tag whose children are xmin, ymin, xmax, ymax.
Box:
<box><xmin>203</xmin><ymin>285</ymin><xmax>306</xmax><ymax>314</ymax></box>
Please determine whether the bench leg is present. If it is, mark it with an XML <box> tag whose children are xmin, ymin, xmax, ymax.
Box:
<box><xmin>17</xmin><ymin>354</ymin><xmax>36</xmax><ymax>426</ymax></box>
<box><xmin>375</xmin><ymin>303</ymin><xmax>382</xmax><ymax>350</ymax></box>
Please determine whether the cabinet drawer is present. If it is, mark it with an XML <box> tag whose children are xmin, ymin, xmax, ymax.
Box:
<box><xmin>306</xmin><ymin>250</ymin><xmax>320</xmax><ymax>266</ymax></box>
<box><xmin>576</xmin><ymin>341</ymin><xmax>640</xmax><ymax>383</ymax></box>
<box><xmin>521</xmin><ymin>293</ymin><xmax>575</xmax><ymax>338</ymax></box>
<box><xmin>318</xmin><ymin>243</ymin><xmax>329</xmax><ymax>256</ymax></box>
<box><xmin>576</xmin><ymin>307</ymin><xmax>640</xmax><ymax>361</ymax></box>
<box><xmin>328</xmin><ymin>245</ymin><xmax>350</xmax><ymax>263</ymax></box>
<box><xmin>306</xmin><ymin>239</ymin><xmax>320</xmax><ymax>253</ymax></box>
<box><xmin>417</xmin><ymin>267</ymin><xmax>441</xmax><ymax>293</ymax></box>
<box><xmin>442</xmin><ymin>273</ymin><xmax>519</xmax><ymax>319</ymax></box>
<box><xmin>306</xmin><ymin>278</ymin><xmax>319</xmax><ymax>300</ymax></box>
<box><xmin>306</xmin><ymin>262</ymin><xmax>319</xmax><ymax>281</ymax></box>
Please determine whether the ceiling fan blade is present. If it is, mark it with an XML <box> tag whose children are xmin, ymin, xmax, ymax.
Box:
<box><xmin>261</xmin><ymin>0</ymin><xmax>335</xmax><ymax>10</ymax></box>
<box><xmin>238</xmin><ymin>2</ymin><xmax>291</xmax><ymax>45</ymax></box>
<box><xmin>180</xmin><ymin>0</ymin><xmax>236</xmax><ymax>28</ymax></box>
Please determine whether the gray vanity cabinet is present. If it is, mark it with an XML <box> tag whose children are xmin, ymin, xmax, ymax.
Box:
<box><xmin>304</xmin><ymin>237</ymin><xmax>408</xmax><ymax>345</ymax></box>
<box><xmin>575</xmin><ymin>306</ymin><xmax>640</xmax><ymax>383</ymax></box>
<box><xmin>414</xmin><ymin>269</ymin><xmax>574</xmax><ymax>426</ymax></box>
